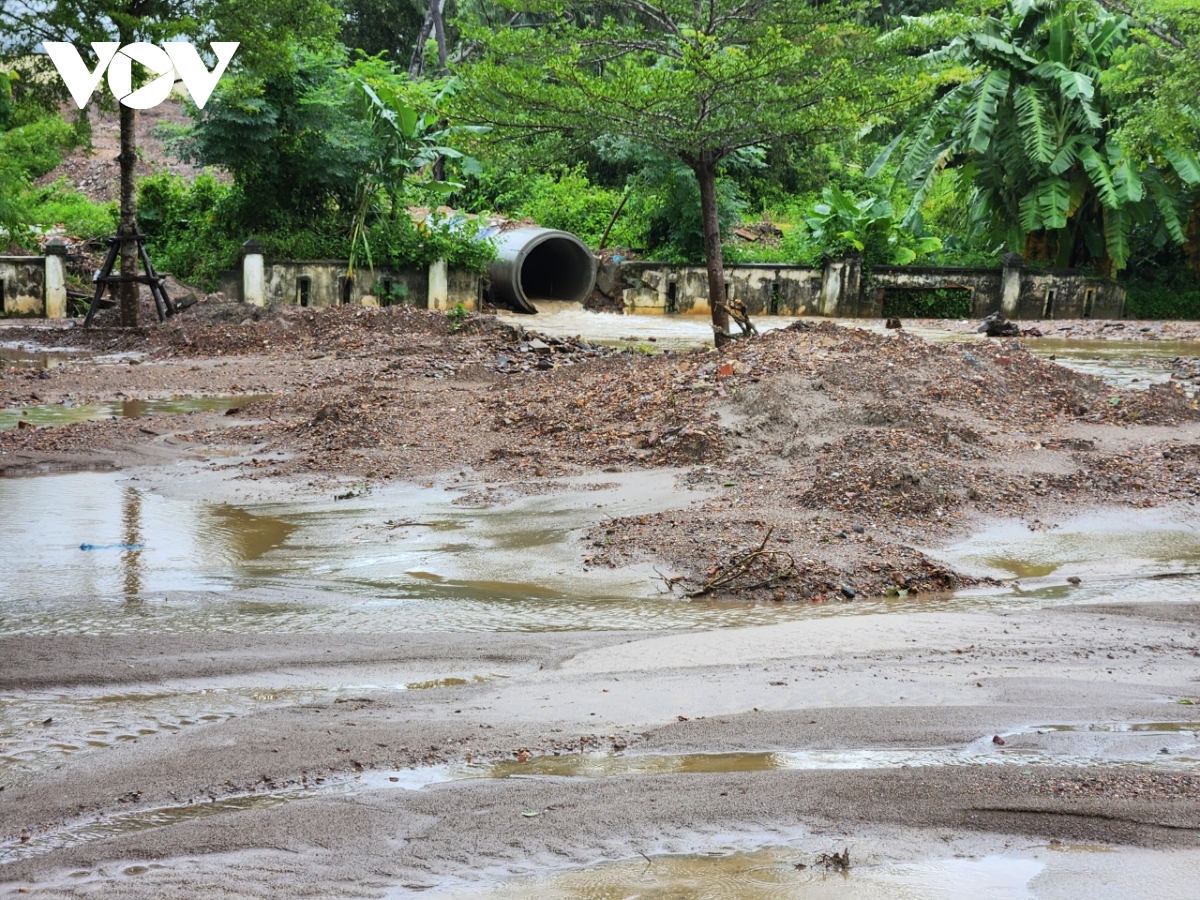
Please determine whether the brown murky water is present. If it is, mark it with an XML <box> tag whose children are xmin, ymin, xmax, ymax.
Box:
<box><xmin>936</xmin><ymin>509</ymin><xmax>1200</xmax><ymax>585</ymax></box>
<box><xmin>5</xmin><ymin>472</ymin><xmax>1200</xmax><ymax>638</ymax></box>
<box><xmin>0</xmin><ymin>394</ymin><xmax>268</xmax><ymax>430</ymax></box>
<box><xmin>0</xmin><ymin>344</ymin><xmax>85</xmax><ymax>369</ymax></box>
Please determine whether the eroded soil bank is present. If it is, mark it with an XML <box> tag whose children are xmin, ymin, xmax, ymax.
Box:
<box><xmin>2</xmin><ymin>306</ymin><xmax>1200</xmax><ymax>897</ymax></box>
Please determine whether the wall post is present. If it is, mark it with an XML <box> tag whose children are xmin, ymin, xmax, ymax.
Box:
<box><xmin>241</xmin><ymin>239</ymin><xmax>265</xmax><ymax>306</ymax></box>
<box><xmin>1000</xmin><ymin>252</ymin><xmax>1024</xmax><ymax>317</ymax></box>
<box><xmin>428</xmin><ymin>259</ymin><xmax>449</xmax><ymax>310</ymax></box>
<box><xmin>820</xmin><ymin>254</ymin><xmax>862</xmax><ymax>316</ymax></box>
<box><xmin>43</xmin><ymin>238</ymin><xmax>68</xmax><ymax>319</ymax></box>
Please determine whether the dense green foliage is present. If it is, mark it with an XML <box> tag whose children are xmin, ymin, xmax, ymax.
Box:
<box><xmin>1</xmin><ymin>1</ymin><xmax>1197</xmax><ymax>317</ymax></box>
<box><xmin>137</xmin><ymin>170</ymin><xmax>492</xmax><ymax>290</ymax></box>
<box><xmin>877</xmin><ymin>0</ymin><xmax>1199</xmax><ymax>273</ymax></box>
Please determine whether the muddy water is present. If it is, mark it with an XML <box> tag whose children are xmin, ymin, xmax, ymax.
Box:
<box><xmin>1023</xmin><ymin>338</ymin><xmax>1200</xmax><ymax>394</ymax></box>
<box><xmin>0</xmin><ymin>469</ymin><xmax>948</xmax><ymax>636</ymax></box>
<box><xmin>421</xmin><ymin>845</ymin><xmax>1200</xmax><ymax>900</ymax></box>
<box><xmin>937</xmin><ymin>508</ymin><xmax>1200</xmax><ymax>584</ymax></box>
<box><xmin>0</xmin><ymin>394</ymin><xmax>267</xmax><ymax>430</ymax></box>
<box><xmin>0</xmin><ymin>344</ymin><xmax>85</xmax><ymax>369</ymax></box>
<box><xmin>5</xmin><ymin>472</ymin><xmax>1199</xmax><ymax>637</ymax></box>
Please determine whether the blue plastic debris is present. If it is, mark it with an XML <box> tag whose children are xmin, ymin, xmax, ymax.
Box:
<box><xmin>79</xmin><ymin>543</ymin><xmax>145</xmax><ymax>551</ymax></box>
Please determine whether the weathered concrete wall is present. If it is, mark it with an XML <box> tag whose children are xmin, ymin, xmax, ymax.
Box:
<box><xmin>611</xmin><ymin>257</ymin><xmax>1123</xmax><ymax>320</ymax></box>
<box><xmin>0</xmin><ymin>256</ymin><xmax>48</xmax><ymax>317</ymax></box>
<box><xmin>221</xmin><ymin>256</ymin><xmax>480</xmax><ymax>310</ymax></box>
<box><xmin>869</xmin><ymin>265</ymin><xmax>1003</xmax><ymax>318</ymax></box>
<box><xmin>1018</xmin><ymin>269</ymin><xmax>1124</xmax><ymax>319</ymax></box>
<box><xmin>611</xmin><ymin>262</ymin><xmax>823</xmax><ymax>316</ymax></box>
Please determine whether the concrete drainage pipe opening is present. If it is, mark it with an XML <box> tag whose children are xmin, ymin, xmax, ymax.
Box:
<box><xmin>487</xmin><ymin>228</ymin><xmax>597</xmax><ymax>314</ymax></box>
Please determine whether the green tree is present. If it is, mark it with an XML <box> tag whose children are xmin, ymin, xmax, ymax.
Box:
<box><xmin>455</xmin><ymin>0</ymin><xmax>885</xmax><ymax>345</ymax></box>
<box><xmin>183</xmin><ymin>45</ymin><xmax>372</xmax><ymax>229</ymax></box>
<box><xmin>1100</xmin><ymin>1</ymin><xmax>1200</xmax><ymax>154</ymax></box>
<box><xmin>0</xmin><ymin>0</ymin><xmax>340</xmax><ymax>325</ymax></box>
<box><xmin>879</xmin><ymin>0</ymin><xmax>1200</xmax><ymax>272</ymax></box>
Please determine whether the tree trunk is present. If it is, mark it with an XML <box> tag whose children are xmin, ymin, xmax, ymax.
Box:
<box><xmin>693</xmin><ymin>153</ymin><xmax>731</xmax><ymax>347</ymax></box>
<box><xmin>118</xmin><ymin>101</ymin><xmax>139</xmax><ymax>328</ymax></box>
<box><xmin>430</xmin><ymin>0</ymin><xmax>448</xmax><ymax>74</ymax></box>
<box><xmin>408</xmin><ymin>4</ymin><xmax>435</xmax><ymax>78</ymax></box>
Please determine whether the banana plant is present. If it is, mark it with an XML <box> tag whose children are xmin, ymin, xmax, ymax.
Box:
<box><xmin>803</xmin><ymin>186</ymin><xmax>942</xmax><ymax>266</ymax></box>
<box><xmin>346</xmin><ymin>68</ymin><xmax>487</xmax><ymax>279</ymax></box>
<box><xmin>873</xmin><ymin>0</ymin><xmax>1200</xmax><ymax>272</ymax></box>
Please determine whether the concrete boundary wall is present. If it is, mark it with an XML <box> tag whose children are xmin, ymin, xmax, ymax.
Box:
<box><xmin>221</xmin><ymin>243</ymin><xmax>482</xmax><ymax>311</ymax></box>
<box><xmin>608</xmin><ymin>254</ymin><xmax>1124</xmax><ymax>320</ymax></box>
<box><xmin>0</xmin><ymin>240</ymin><xmax>67</xmax><ymax>319</ymax></box>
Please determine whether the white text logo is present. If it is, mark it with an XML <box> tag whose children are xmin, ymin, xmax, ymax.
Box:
<box><xmin>44</xmin><ymin>41</ymin><xmax>239</xmax><ymax>110</ymax></box>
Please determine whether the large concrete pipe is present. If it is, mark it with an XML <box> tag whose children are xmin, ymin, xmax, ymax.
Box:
<box><xmin>487</xmin><ymin>227</ymin><xmax>597</xmax><ymax>314</ymax></box>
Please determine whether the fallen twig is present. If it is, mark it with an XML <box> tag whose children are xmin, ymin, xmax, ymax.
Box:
<box><xmin>686</xmin><ymin>526</ymin><xmax>796</xmax><ymax>597</ymax></box>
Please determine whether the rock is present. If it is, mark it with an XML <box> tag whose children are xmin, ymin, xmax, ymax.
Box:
<box><xmin>851</xmin><ymin>523</ymin><xmax>865</xmax><ymax>534</ymax></box>
<box><xmin>163</xmin><ymin>275</ymin><xmax>202</xmax><ymax>309</ymax></box>
<box><xmin>840</xmin><ymin>584</ymin><xmax>856</xmax><ymax>599</ymax></box>
<box><xmin>977</xmin><ymin>311</ymin><xmax>1020</xmax><ymax>337</ymax></box>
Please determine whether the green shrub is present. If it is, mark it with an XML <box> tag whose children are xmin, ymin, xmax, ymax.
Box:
<box><xmin>138</xmin><ymin>171</ymin><xmax>242</xmax><ymax>289</ymax></box>
<box><xmin>365</xmin><ymin>214</ymin><xmax>495</xmax><ymax>272</ymax></box>
<box><xmin>19</xmin><ymin>180</ymin><xmax>116</xmax><ymax>240</ymax></box>
<box><xmin>1123</xmin><ymin>278</ymin><xmax>1200</xmax><ymax>320</ymax></box>
<box><xmin>880</xmin><ymin>288</ymin><xmax>974</xmax><ymax>319</ymax></box>
<box><xmin>0</xmin><ymin>115</ymin><xmax>75</xmax><ymax>180</ymax></box>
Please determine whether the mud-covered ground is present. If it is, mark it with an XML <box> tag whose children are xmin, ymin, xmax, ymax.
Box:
<box><xmin>2</xmin><ymin>306</ymin><xmax>1200</xmax><ymax>897</ymax></box>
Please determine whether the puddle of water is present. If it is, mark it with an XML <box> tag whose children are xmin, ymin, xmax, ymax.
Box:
<box><xmin>0</xmin><ymin>394</ymin><xmax>268</xmax><ymax>431</ymax></box>
<box><xmin>419</xmin><ymin>844</ymin><xmax>1200</xmax><ymax>900</ymax></box>
<box><xmin>0</xmin><ymin>344</ymin><xmax>85</xmax><ymax>369</ymax></box>
<box><xmin>937</xmin><ymin>508</ymin><xmax>1200</xmax><ymax>583</ymax></box>
<box><xmin>497</xmin><ymin>303</ymin><xmax>805</xmax><ymax>351</ymax></box>
<box><xmin>3</xmin><ymin>471</ymin><xmax>1197</xmax><ymax>638</ymax></box>
<box><xmin>1021</xmin><ymin>339</ymin><xmax>1200</xmax><ymax>394</ymax></box>
<box><xmin>0</xmin><ymin>471</ymin><xmax>301</xmax><ymax>602</ymax></box>
<box><xmin>420</xmin><ymin>850</ymin><xmax>1046</xmax><ymax>899</ymax></box>
<box><xmin>478</xmin><ymin>732</ymin><xmax>1200</xmax><ymax>781</ymax></box>
<box><xmin>0</xmin><ymin>470</ymin><xmax>848</xmax><ymax>635</ymax></box>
